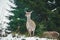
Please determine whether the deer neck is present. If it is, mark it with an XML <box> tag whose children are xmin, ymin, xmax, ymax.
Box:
<box><xmin>27</xmin><ymin>17</ymin><xmax>31</xmax><ymax>21</ymax></box>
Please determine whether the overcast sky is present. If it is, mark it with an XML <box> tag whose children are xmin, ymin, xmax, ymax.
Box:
<box><xmin>0</xmin><ymin>0</ymin><xmax>16</xmax><ymax>29</ymax></box>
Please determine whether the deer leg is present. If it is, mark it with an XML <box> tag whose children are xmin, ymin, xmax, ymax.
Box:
<box><xmin>29</xmin><ymin>31</ymin><xmax>31</xmax><ymax>37</ymax></box>
<box><xmin>33</xmin><ymin>31</ymin><xmax>35</xmax><ymax>36</ymax></box>
<box><xmin>30</xmin><ymin>31</ymin><xmax>31</xmax><ymax>37</ymax></box>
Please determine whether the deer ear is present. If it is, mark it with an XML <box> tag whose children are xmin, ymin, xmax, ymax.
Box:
<box><xmin>30</xmin><ymin>11</ymin><xmax>33</xmax><ymax>13</ymax></box>
<box><xmin>25</xmin><ymin>11</ymin><xmax>28</xmax><ymax>13</ymax></box>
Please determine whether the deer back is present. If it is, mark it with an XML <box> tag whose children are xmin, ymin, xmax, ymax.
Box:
<box><xmin>43</xmin><ymin>31</ymin><xmax>59</xmax><ymax>39</ymax></box>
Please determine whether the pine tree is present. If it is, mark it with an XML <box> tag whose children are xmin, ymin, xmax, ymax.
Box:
<box><xmin>8</xmin><ymin>0</ymin><xmax>60</xmax><ymax>36</ymax></box>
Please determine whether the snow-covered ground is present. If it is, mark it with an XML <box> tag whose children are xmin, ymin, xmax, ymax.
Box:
<box><xmin>0</xmin><ymin>34</ymin><xmax>57</xmax><ymax>40</ymax></box>
<box><xmin>0</xmin><ymin>37</ymin><xmax>57</xmax><ymax>40</ymax></box>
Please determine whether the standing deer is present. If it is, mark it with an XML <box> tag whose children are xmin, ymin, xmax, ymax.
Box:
<box><xmin>25</xmin><ymin>11</ymin><xmax>36</xmax><ymax>36</ymax></box>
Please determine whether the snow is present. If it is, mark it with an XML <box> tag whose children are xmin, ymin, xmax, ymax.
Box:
<box><xmin>5</xmin><ymin>30</ymin><xmax>11</xmax><ymax>33</ymax></box>
<box><xmin>0</xmin><ymin>34</ymin><xmax>57</xmax><ymax>40</ymax></box>
<box><xmin>0</xmin><ymin>35</ymin><xmax>47</xmax><ymax>40</ymax></box>
<box><xmin>0</xmin><ymin>36</ymin><xmax>57</xmax><ymax>40</ymax></box>
<box><xmin>0</xmin><ymin>33</ymin><xmax>57</xmax><ymax>40</ymax></box>
<box><xmin>0</xmin><ymin>0</ymin><xmax>16</xmax><ymax>30</ymax></box>
<box><xmin>48</xmin><ymin>0</ymin><xmax>56</xmax><ymax>4</ymax></box>
<box><xmin>52</xmin><ymin>8</ymin><xmax>57</xmax><ymax>12</ymax></box>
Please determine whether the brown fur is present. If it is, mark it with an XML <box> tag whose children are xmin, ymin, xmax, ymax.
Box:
<box><xmin>25</xmin><ymin>11</ymin><xmax>36</xmax><ymax>36</ymax></box>
<box><xmin>43</xmin><ymin>31</ymin><xmax>59</xmax><ymax>39</ymax></box>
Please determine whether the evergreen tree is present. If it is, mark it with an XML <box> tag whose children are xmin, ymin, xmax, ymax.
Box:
<box><xmin>8</xmin><ymin>0</ymin><xmax>60</xmax><ymax>36</ymax></box>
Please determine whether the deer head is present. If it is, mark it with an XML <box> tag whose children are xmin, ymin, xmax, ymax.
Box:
<box><xmin>25</xmin><ymin>11</ymin><xmax>32</xmax><ymax>17</ymax></box>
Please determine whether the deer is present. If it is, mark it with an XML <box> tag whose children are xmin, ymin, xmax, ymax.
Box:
<box><xmin>43</xmin><ymin>31</ymin><xmax>59</xmax><ymax>39</ymax></box>
<box><xmin>25</xmin><ymin>11</ymin><xmax>36</xmax><ymax>36</ymax></box>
